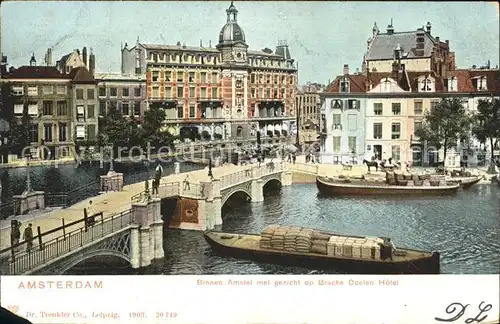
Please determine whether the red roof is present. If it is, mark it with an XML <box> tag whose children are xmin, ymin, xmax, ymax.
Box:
<box><xmin>4</xmin><ymin>66</ymin><xmax>69</xmax><ymax>79</ymax></box>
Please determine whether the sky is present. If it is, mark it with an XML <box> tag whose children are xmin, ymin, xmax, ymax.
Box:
<box><xmin>1</xmin><ymin>1</ymin><xmax>499</xmax><ymax>85</ymax></box>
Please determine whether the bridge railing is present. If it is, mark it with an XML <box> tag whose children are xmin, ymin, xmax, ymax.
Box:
<box><xmin>7</xmin><ymin>209</ymin><xmax>133</xmax><ymax>275</ymax></box>
<box><xmin>219</xmin><ymin>170</ymin><xmax>248</xmax><ymax>189</ymax></box>
<box><xmin>179</xmin><ymin>182</ymin><xmax>203</xmax><ymax>198</ymax></box>
<box><xmin>286</xmin><ymin>162</ymin><xmax>318</xmax><ymax>175</ymax></box>
<box><xmin>158</xmin><ymin>182</ymin><xmax>180</xmax><ymax>198</ymax></box>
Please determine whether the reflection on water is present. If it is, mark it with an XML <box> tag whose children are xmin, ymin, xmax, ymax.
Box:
<box><xmin>69</xmin><ymin>183</ymin><xmax>499</xmax><ymax>275</ymax></box>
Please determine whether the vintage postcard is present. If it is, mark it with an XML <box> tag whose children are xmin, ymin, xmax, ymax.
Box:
<box><xmin>0</xmin><ymin>1</ymin><xmax>499</xmax><ymax>323</ymax></box>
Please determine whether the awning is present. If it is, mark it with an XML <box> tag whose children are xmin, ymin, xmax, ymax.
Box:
<box><xmin>282</xmin><ymin>123</ymin><xmax>289</xmax><ymax>131</ymax></box>
<box><xmin>203</xmin><ymin>126</ymin><xmax>212</xmax><ymax>133</ymax></box>
<box><xmin>77</xmin><ymin>106</ymin><xmax>84</xmax><ymax>115</ymax></box>
<box><xmin>267</xmin><ymin>124</ymin><xmax>274</xmax><ymax>132</ymax></box>
<box><xmin>14</xmin><ymin>104</ymin><xmax>24</xmax><ymax>115</ymax></box>
<box><xmin>274</xmin><ymin>124</ymin><xmax>282</xmax><ymax>132</ymax></box>
<box><xmin>76</xmin><ymin>125</ymin><xmax>85</xmax><ymax>138</ymax></box>
<box><xmin>28</xmin><ymin>104</ymin><xmax>38</xmax><ymax>115</ymax></box>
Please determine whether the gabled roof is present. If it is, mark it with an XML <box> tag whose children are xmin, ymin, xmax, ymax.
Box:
<box><xmin>366</xmin><ymin>30</ymin><xmax>436</xmax><ymax>61</ymax></box>
<box><xmin>4</xmin><ymin>66</ymin><xmax>69</xmax><ymax>79</ymax></box>
<box><xmin>325</xmin><ymin>74</ymin><xmax>368</xmax><ymax>93</ymax></box>
<box><xmin>56</xmin><ymin>53</ymin><xmax>72</xmax><ymax>65</ymax></box>
<box><xmin>69</xmin><ymin>66</ymin><xmax>95</xmax><ymax>83</ymax></box>
<box><xmin>446</xmin><ymin>69</ymin><xmax>500</xmax><ymax>93</ymax></box>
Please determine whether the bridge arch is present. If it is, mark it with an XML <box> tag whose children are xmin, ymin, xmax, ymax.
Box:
<box><xmin>221</xmin><ymin>188</ymin><xmax>252</xmax><ymax>207</ymax></box>
<box><xmin>58</xmin><ymin>250</ymin><xmax>131</xmax><ymax>275</ymax></box>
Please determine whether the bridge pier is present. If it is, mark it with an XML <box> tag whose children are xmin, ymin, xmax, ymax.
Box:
<box><xmin>174</xmin><ymin>162</ymin><xmax>180</xmax><ymax>175</ymax></box>
<box><xmin>281</xmin><ymin>171</ymin><xmax>293</xmax><ymax>186</ymax></box>
<box><xmin>130</xmin><ymin>198</ymin><xmax>164</xmax><ymax>269</ymax></box>
<box><xmin>100</xmin><ymin>171</ymin><xmax>124</xmax><ymax>193</ymax></box>
<box><xmin>251</xmin><ymin>179</ymin><xmax>264</xmax><ymax>202</ymax></box>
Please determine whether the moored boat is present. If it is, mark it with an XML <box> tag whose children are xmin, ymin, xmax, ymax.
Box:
<box><xmin>204</xmin><ymin>225</ymin><xmax>440</xmax><ymax>274</ymax></box>
<box><xmin>448</xmin><ymin>176</ymin><xmax>482</xmax><ymax>189</ymax></box>
<box><xmin>316</xmin><ymin>175</ymin><xmax>460</xmax><ymax>197</ymax></box>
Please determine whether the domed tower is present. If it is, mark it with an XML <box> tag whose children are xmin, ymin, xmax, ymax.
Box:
<box><xmin>217</xmin><ymin>1</ymin><xmax>248</xmax><ymax>64</ymax></box>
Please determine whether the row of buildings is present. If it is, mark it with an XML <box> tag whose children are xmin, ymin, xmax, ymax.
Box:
<box><xmin>0</xmin><ymin>2</ymin><xmax>298</xmax><ymax>161</ymax></box>
<box><xmin>319</xmin><ymin>21</ymin><xmax>500</xmax><ymax>167</ymax></box>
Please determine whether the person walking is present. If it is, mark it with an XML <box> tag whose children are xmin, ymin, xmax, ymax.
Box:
<box><xmin>23</xmin><ymin>223</ymin><xmax>34</xmax><ymax>253</ymax></box>
<box><xmin>11</xmin><ymin>220</ymin><xmax>21</xmax><ymax>250</ymax></box>
<box><xmin>183</xmin><ymin>175</ymin><xmax>190</xmax><ymax>191</ymax></box>
<box><xmin>292</xmin><ymin>154</ymin><xmax>296</xmax><ymax>164</ymax></box>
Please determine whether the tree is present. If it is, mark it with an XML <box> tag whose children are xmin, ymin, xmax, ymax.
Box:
<box><xmin>97</xmin><ymin>103</ymin><xmax>130</xmax><ymax>155</ymax></box>
<box><xmin>1</xmin><ymin>84</ymin><xmax>32</xmax><ymax>156</ymax></box>
<box><xmin>472</xmin><ymin>98</ymin><xmax>500</xmax><ymax>173</ymax></box>
<box><xmin>142</xmin><ymin>105</ymin><xmax>176</xmax><ymax>151</ymax></box>
<box><xmin>415</xmin><ymin>97</ymin><xmax>472</xmax><ymax>168</ymax></box>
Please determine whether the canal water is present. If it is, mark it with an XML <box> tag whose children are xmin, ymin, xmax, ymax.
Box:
<box><xmin>69</xmin><ymin>182</ymin><xmax>499</xmax><ymax>275</ymax></box>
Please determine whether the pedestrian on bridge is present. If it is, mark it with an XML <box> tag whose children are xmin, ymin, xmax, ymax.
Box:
<box><xmin>10</xmin><ymin>220</ymin><xmax>21</xmax><ymax>250</ymax></box>
<box><xmin>183</xmin><ymin>175</ymin><xmax>190</xmax><ymax>191</ymax></box>
<box><xmin>23</xmin><ymin>223</ymin><xmax>33</xmax><ymax>253</ymax></box>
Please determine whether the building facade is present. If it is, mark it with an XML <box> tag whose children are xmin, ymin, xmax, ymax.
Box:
<box><xmin>70</xmin><ymin>67</ymin><xmax>98</xmax><ymax>145</ymax></box>
<box><xmin>320</xmin><ymin>65</ymin><xmax>367</xmax><ymax>164</ymax></box>
<box><xmin>94</xmin><ymin>73</ymin><xmax>147</xmax><ymax>119</ymax></box>
<box><xmin>296</xmin><ymin>83</ymin><xmax>323</xmax><ymax>148</ymax></box>
<box><xmin>121</xmin><ymin>2</ymin><xmax>298</xmax><ymax>147</ymax></box>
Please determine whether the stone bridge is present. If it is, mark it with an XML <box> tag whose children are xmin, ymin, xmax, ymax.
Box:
<box><xmin>130</xmin><ymin>162</ymin><xmax>292</xmax><ymax>231</ymax></box>
<box><xmin>0</xmin><ymin>199</ymin><xmax>164</xmax><ymax>275</ymax></box>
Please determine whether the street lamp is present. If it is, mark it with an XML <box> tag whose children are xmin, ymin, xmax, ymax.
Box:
<box><xmin>23</xmin><ymin>153</ymin><xmax>33</xmax><ymax>195</ymax></box>
<box><xmin>207</xmin><ymin>142</ymin><xmax>213</xmax><ymax>178</ymax></box>
<box><xmin>108</xmin><ymin>144</ymin><xmax>115</xmax><ymax>173</ymax></box>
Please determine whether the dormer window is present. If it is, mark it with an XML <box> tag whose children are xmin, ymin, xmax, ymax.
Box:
<box><xmin>473</xmin><ymin>76</ymin><xmax>488</xmax><ymax>91</ymax></box>
<box><xmin>420</xmin><ymin>77</ymin><xmax>434</xmax><ymax>92</ymax></box>
<box><xmin>340</xmin><ymin>78</ymin><xmax>349</xmax><ymax>93</ymax></box>
<box><xmin>447</xmin><ymin>77</ymin><xmax>458</xmax><ymax>91</ymax></box>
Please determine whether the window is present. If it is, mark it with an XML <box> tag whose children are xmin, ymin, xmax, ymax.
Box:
<box><xmin>201</xmin><ymin>87</ymin><xmax>207</xmax><ymax>98</ymax></box>
<box><xmin>236</xmin><ymin>126</ymin><xmax>243</xmax><ymax>137</ymax></box>
<box><xmin>87</xmin><ymin>105</ymin><xmax>95</xmax><ymax>118</ymax></box>
<box><xmin>165</xmin><ymin>87</ymin><xmax>172</xmax><ymax>98</ymax></box>
<box><xmin>259</xmin><ymin>88</ymin><xmax>264</xmax><ymax>98</ymax></box>
<box><xmin>110</xmin><ymin>88</ymin><xmax>117</xmax><ymax>97</ymax></box>
<box><xmin>57</xmin><ymin>101</ymin><xmax>67</xmax><ymax>115</ymax></box>
<box><xmin>28</xmin><ymin>104</ymin><xmax>38</xmax><ymax>116</ymax></box>
<box><xmin>134</xmin><ymin>88</ymin><xmax>141</xmax><ymax>97</ymax></box>
<box><xmin>348</xmin><ymin>115</ymin><xmax>357</xmax><ymax>131</ymax></box>
<box><xmin>332</xmin><ymin>136</ymin><xmax>341</xmax><ymax>152</ymax></box>
<box><xmin>76</xmin><ymin>89</ymin><xmax>84</xmax><ymax>99</ymax></box>
<box><xmin>87</xmin><ymin>124</ymin><xmax>96</xmax><ymax>141</ymax></box>
<box><xmin>29</xmin><ymin>124</ymin><xmax>38</xmax><ymax>143</ymax></box>
<box><xmin>200</xmin><ymin>72</ymin><xmax>206</xmax><ymax>83</ymax></box>
<box><xmin>43</xmin><ymin>85</ymin><xmax>53</xmax><ymax>95</ymax></box>
<box><xmin>165</xmin><ymin>71</ymin><xmax>172</xmax><ymax>82</ymax></box>
<box><xmin>44</xmin><ymin>124</ymin><xmax>53</xmax><ymax>142</ymax></box>
<box><xmin>177</xmin><ymin>87</ymin><xmax>184</xmax><ymax>97</ymax></box>
<box><xmin>43</xmin><ymin>101</ymin><xmax>53</xmax><ymax>115</ymax></box>
<box><xmin>99</xmin><ymin>102</ymin><xmax>106</xmax><ymax>116</ymax></box>
<box><xmin>189</xmin><ymin>72</ymin><xmax>195</xmax><ymax>83</ymax></box>
<box><xmin>348</xmin><ymin>100</ymin><xmax>359</xmax><ymax>109</ymax></box>
<box><xmin>391</xmin><ymin>122</ymin><xmax>401</xmax><ymax>139</ymax></box>
<box><xmin>430</xmin><ymin>100</ymin><xmax>439</xmax><ymax>111</ymax></box>
<box><xmin>211</xmin><ymin>72</ymin><xmax>218</xmax><ymax>84</ymax></box>
<box><xmin>153</xmin><ymin>87</ymin><xmax>159</xmax><ymax>98</ymax></box>
<box><xmin>14</xmin><ymin>104</ymin><xmax>24</xmax><ymax>115</ymax></box>
<box><xmin>28</xmin><ymin>86</ymin><xmax>38</xmax><ymax>96</ymax></box>
<box><xmin>57</xmin><ymin>86</ymin><xmax>66</xmax><ymax>95</ymax></box>
<box><xmin>212</xmin><ymin>88</ymin><xmax>218</xmax><ymax>98</ymax></box>
<box><xmin>266</xmin><ymin>89</ymin><xmax>271</xmax><ymax>99</ymax></box>
<box><xmin>87</xmin><ymin>89</ymin><xmax>95</xmax><ymax>100</ymax></box>
<box><xmin>340</xmin><ymin>79</ymin><xmax>349</xmax><ymax>93</ymax></box>
<box><xmin>13</xmin><ymin>86</ymin><xmax>24</xmax><ymax>95</ymax></box>
<box><xmin>99</xmin><ymin>87</ymin><xmax>106</xmax><ymax>96</ymax></box>
<box><xmin>189</xmin><ymin>87</ymin><xmax>195</xmax><ymax>98</ymax></box>
<box><xmin>414</xmin><ymin>101</ymin><xmax>423</xmax><ymax>115</ymax></box>
<box><xmin>152</xmin><ymin>71</ymin><xmax>158</xmax><ymax>82</ymax></box>
<box><xmin>373</xmin><ymin>123</ymin><xmax>382</xmax><ymax>139</ymax></box>
<box><xmin>273</xmin><ymin>75</ymin><xmax>278</xmax><ymax>84</ymax></box>
<box><xmin>382</xmin><ymin>80</ymin><xmax>391</xmax><ymax>92</ymax></box>
<box><xmin>177</xmin><ymin>106</ymin><xmax>184</xmax><ymax>118</ymax></box>
<box><xmin>76</xmin><ymin>125</ymin><xmax>85</xmax><ymax>140</ymax></box>
<box><xmin>392</xmin><ymin>103</ymin><xmax>401</xmax><ymax>115</ymax></box>
<box><xmin>77</xmin><ymin>105</ymin><xmax>84</xmax><ymax>117</ymax></box>
<box><xmin>391</xmin><ymin>145</ymin><xmax>401</xmax><ymax>161</ymax></box>
<box><xmin>348</xmin><ymin>136</ymin><xmax>357</xmax><ymax>153</ymax></box>
<box><xmin>477</xmin><ymin>76</ymin><xmax>487</xmax><ymax>91</ymax></box>
<box><xmin>134</xmin><ymin>102</ymin><xmax>141</xmax><ymax>116</ymax></box>
<box><xmin>414</xmin><ymin>121</ymin><xmax>422</xmax><ymax>134</ymax></box>
<box><xmin>177</xmin><ymin>71</ymin><xmax>184</xmax><ymax>82</ymax></box>
<box><xmin>373</xmin><ymin>103</ymin><xmax>383</xmax><ymax>115</ymax></box>
<box><xmin>122</xmin><ymin>88</ymin><xmax>129</xmax><ymax>97</ymax></box>
<box><xmin>189</xmin><ymin>105</ymin><xmax>195</xmax><ymax>118</ymax></box>
<box><xmin>447</xmin><ymin>77</ymin><xmax>458</xmax><ymax>91</ymax></box>
<box><xmin>250</xmin><ymin>74</ymin><xmax>255</xmax><ymax>83</ymax></box>
<box><xmin>420</xmin><ymin>78</ymin><xmax>432</xmax><ymax>92</ymax></box>
<box><xmin>59</xmin><ymin>123</ymin><xmax>67</xmax><ymax>142</ymax></box>
<box><xmin>122</xmin><ymin>103</ymin><xmax>129</xmax><ymax>115</ymax></box>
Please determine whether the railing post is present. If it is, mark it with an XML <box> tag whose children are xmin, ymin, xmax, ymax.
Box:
<box><xmin>56</xmin><ymin>237</ymin><xmax>59</xmax><ymax>256</ymax></box>
<box><xmin>111</xmin><ymin>214</ymin><xmax>114</xmax><ymax>230</ymax></box>
<box><xmin>80</xmin><ymin>228</ymin><xmax>83</xmax><ymax>247</ymax></box>
<box><xmin>37</xmin><ymin>226</ymin><xmax>43</xmax><ymax>251</ymax></box>
<box><xmin>120</xmin><ymin>212</ymin><xmax>123</xmax><ymax>227</ymax></box>
<box><xmin>101</xmin><ymin>213</ymin><xmax>104</xmax><ymax>236</ymax></box>
<box><xmin>62</xmin><ymin>218</ymin><xmax>66</xmax><ymax>240</ymax></box>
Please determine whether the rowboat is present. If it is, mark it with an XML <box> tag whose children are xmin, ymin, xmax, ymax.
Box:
<box><xmin>204</xmin><ymin>228</ymin><xmax>440</xmax><ymax>274</ymax></box>
<box><xmin>448</xmin><ymin>176</ymin><xmax>482</xmax><ymax>189</ymax></box>
<box><xmin>316</xmin><ymin>176</ymin><xmax>459</xmax><ymax>197</ymax></box>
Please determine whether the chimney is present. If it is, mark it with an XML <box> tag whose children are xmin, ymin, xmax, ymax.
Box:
<box><xmin>435</xmin><ymin>36</ymin><xmax>440</xmax><ymax>43</ymax></box>
<box><xmin>415</xmin><ymin>28</ymin><xmax>425</xmax><ymax>56</ymax></box>
<box><xmin>82</xmin><ymin>47</ymin><xmax>88</xmax><ymax>67</ymax></box>
<box><xmin>209</xmin><ymin>40</ymin><xmax>212</xmax><ymax>47</ymax></box>
<box><xmin>47</xmin><ymin>48</ymin><xmax>52</xmax><ymax>66</ymax></box>
<box><xmin>387</xmin><ymin>19</ymin><xmax>394</xmax><ymax>35</ymax></box>
<box><xmin>343</xmin><ymin>64</ymin><xmax>349</xmax><ymax>75</ymax></box>
<box><xmin>426</xmin><ymin>21</ymin><xmax>431</xmax><ymax>34</ymax></box>
<box><xmin>30</xmin><ymin>53</ymin><xmax>36</xmax><ymax>66</ymax></box>
<box><xmin>445</xmin><ymin>40</ymin><xmax>449</xmax><ymax>47</ymax></box>
<box><xmin>200</xmin><ymin>39</ymin><xmax>203</xmax><ymax>47</ymax></box>
<box><xmin>89</xmin><ymin>52</ymin><xmax>95</xmax><ymax>76</ymax></box>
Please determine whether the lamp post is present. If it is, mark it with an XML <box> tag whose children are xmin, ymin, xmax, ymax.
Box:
<box><xmin>207</xmin><ymin>142</ymin><xmax>213</xmax><ymax>178</ymax></box>
<box><xmin>24</xmin><ymin>153</ymin><xmax>33</xmax><ymax>195</ymax></box>
<box><xmin>108</xmin><ymin>144</ymin><xmax>114</xmax><ymax>173</ymax></box>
